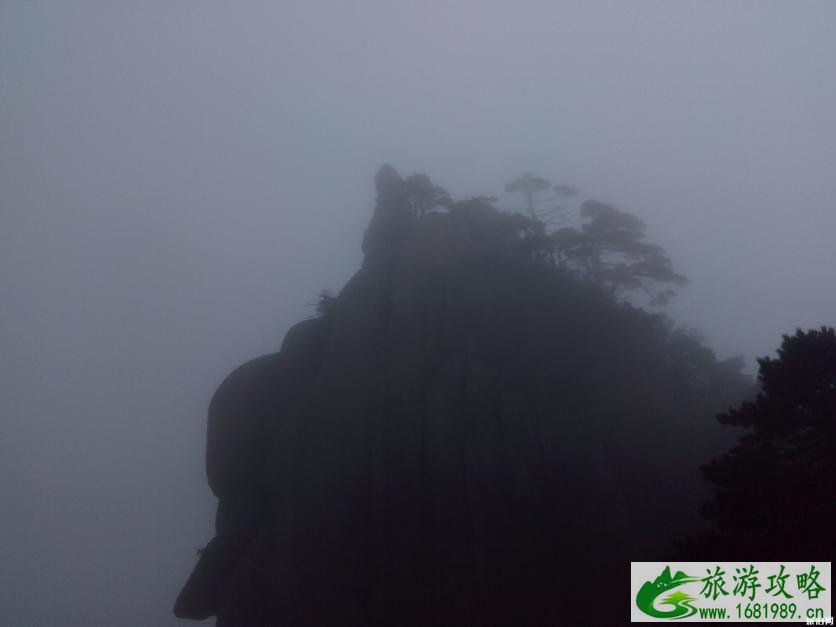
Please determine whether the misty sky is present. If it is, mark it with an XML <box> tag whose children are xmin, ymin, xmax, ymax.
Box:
<box><xmin>2</xmin><ymin>2</ymin><xmax>835</xmax><ymax>625</ymax></box>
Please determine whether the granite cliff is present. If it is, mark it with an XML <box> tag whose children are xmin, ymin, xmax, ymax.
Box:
<box><xmin>175</xmin><ymin>166</ymin><xmax>750</xmax><ymax>625</ymax></box>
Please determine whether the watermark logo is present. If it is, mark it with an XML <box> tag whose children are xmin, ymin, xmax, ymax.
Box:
<box><xmin>631</xmin><ymin>562</ymin><xmax>832</xmax><ymax>622</ymax></box>
<box><xmin>636</xmin><ymin>566</ymin><xmax>701</xmax><ymax>619</ymax></box>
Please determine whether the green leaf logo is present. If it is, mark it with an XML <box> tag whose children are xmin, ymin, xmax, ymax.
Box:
<box><xmin>636</xmin><ymin>566</ymin><xmax>701</xmax><ymax>619</ymax></box>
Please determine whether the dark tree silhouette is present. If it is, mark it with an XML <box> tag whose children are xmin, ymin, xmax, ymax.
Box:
<box><xmin>403</xmin><ymin>173</ymin><xmax>451</xmax><ymax>218</ymax></box>
<box><xmin>504</xmin><ymin>172</ymin><xmax>551</xmax><ymax>220</ymax></box>
<box><xmin>550</xmin><ymin>226</ymin><xmax>589</xmax><ymax>268</ymax></box>
<box><xmin>502</xmin><ymin>173</ymin><xmax>685</xmax><ymax>305</ymax></box>
<box><xmin>314</xmin><ymin>290</ymin><xmax>338</xmax><ymax>318</ymax></box>
<box><xmin>679</xmin><ymin>326</ymin><xmax>836</xmax><ymax>560</ymax></box>
<box><xmin>550</xmin><ymin>200</ymin><xmax>688</xmax><ymax>305</ymax></box>
<box><xmin>504</xmin><ymin>173</ymin><xmax>579</xmax><ymax>227</ymax></box>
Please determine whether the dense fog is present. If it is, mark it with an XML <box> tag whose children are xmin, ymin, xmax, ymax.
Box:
<box><xmin>2</xmin><ymin>3</ymin><xmax>835</xmax><ymax>625</ymax></box>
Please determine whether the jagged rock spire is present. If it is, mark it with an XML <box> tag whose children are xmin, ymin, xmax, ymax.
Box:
<box><xmin>362</xmin><ymin>164</ymin><xmax>415</xmax><ymax>267</ymax></box>
<box><xmin>374</xmin><ymin>163</ymin><xmax>402</xmax><ymax>196</ymax></box>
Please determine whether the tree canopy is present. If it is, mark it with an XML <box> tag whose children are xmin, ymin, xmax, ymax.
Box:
<box><xmin>679</xmin><ymin>326</ymin><xmax>836</xmax><ymax>560</ymax></box>
<box><xmin>504</xmin><ymin>172</ymin><xmax>552</xmax><ymax>220</ymax></box>
<box><xmin>504</xmin><ymin>172</ymin><xmax>578</xmax><ymax>226</ymax></box>
<box><xmin>555</xmin><ymin>200</ymin><xmax>689</xmax><ymax>305</ymax></box>
<box><xmin>403</xmin><ymin>173</ymin><xmax>451</xmax><ymax>217</ymax></box>
<box><xmin>503</xmin><ymin>172</ymin><xmax>688</xmax><ymax>306</ymax></box>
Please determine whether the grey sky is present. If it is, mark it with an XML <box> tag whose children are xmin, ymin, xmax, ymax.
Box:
<box><xmin>2</xmin><ymin>2</ymin><xmax>835</xmax><ymax>625</ymax></box>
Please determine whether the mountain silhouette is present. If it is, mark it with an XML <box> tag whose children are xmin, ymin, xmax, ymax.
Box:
<box><xmin>175</xmin><ymin>166</ymin><xmax>750</xmax><ymax>626</ymax></box>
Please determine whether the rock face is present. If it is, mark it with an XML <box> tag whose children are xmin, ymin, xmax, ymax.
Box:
<box><xmin>175</xmin><ymin>166</ymin><xmax>749</xmax><ymax>625</ymax></box>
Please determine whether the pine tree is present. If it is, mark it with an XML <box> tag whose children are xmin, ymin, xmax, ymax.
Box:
<box><xmin>680</xmin><ymin>327</ymin><xmax>836</xmax><ymax>559</ymax></box>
